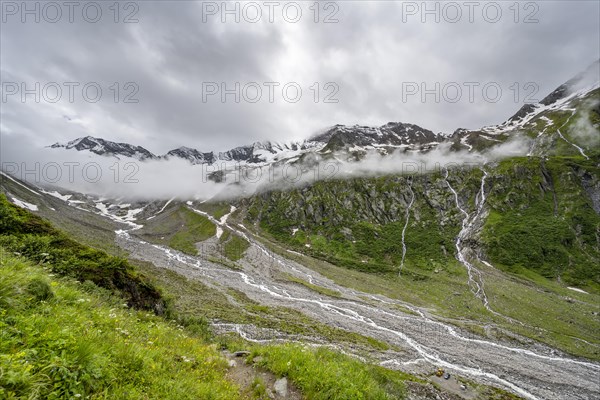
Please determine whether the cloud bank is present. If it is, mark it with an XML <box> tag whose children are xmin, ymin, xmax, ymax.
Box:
<box><xmin>1</xmin><ymin>1</ymin><xmax>599</xmax><ymax>154</ymax></box>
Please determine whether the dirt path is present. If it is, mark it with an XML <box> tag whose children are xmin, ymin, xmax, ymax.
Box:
<box><xmin>223</xmin><ymin>350</ymin><xmax>303</xmax><ymax>400</ymax></box>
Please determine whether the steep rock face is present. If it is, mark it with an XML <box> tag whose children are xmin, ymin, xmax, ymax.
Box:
<box><xmin>48</xmin><ymin>123</ymin><xmax>446</xmax><ymax>165</ymax></box>
<box><xmin>243</xmin><ymin>171</ymin><xmax>475</xmax><ymax>273</ymax></box>
<box><xmin>154</xmin><ymin>141</ymin><xmax>307</xmax><ymax>164</ymax></box>
<box><xmin>40</xmin><ymin>62</ymin><xmax>600</xmax><ymax>285</ymax></box>
<box><xmin>581</xmin><ymin>171</ymin><xmax>600</xmax><ymax>215</ymax></box>
<box><xmin>244</xmin><ymin>156</ymin><xmax>600</xmax><ymax>284</ymax></box>
<box><xmin>450</xmin><ymin>60</ymin><xmax>600</xmax><ymax>153</ymax></box>
<box><xmin>507</xmin><ymin>104</ymin><xmax>537</xmax><ymax>123</ymax></box>
<box><xmin>217</xmin><ymin>145</ymin><xmax>254</xmax><ymax>162</ymax></box>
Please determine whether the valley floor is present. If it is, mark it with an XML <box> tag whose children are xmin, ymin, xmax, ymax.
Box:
<box><xmin>2</xmin><ymin>165</ymin><xmax>599</xmax><ymax>399</ymax></box>
<box><xmin>117</xmin><ymin>222</ymin><xmax>600</xmax><ymax>400</ymax></box>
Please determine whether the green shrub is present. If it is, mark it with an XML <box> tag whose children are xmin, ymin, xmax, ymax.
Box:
<box><xmin>26</xmin><ymin>277</ymin><xmax>54</xmax><ymax>302</ymax></box>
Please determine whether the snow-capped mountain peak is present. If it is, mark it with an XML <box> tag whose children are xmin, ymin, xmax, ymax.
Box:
<box><xmin>165</xmin><ymin>147</ymin><xmax>215</xmax><ymax>165</ymax></box>
<box><xmin>50</xmin><ymin>136</ymin><xmax>157</xmax><ymax>161</ymax></box>
<box><xmin>46</xmin><ymin>60</ymin><xmax>600</xmax><ymax>165</ymax></box>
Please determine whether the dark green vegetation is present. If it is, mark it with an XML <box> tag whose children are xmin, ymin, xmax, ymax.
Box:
<box><xmin>0</xmin><ymin>195</ymin><xmax>166</xmax><ymax>312</ymax></box>
<box><xmin>484</xmin><ymin>156</ymin><xmax>600</xmax><ymax>285</ymax></box>
<box><xmin>249</xmin><ymin>224</ymin><xmax>600</xmax><ymax>361</ymax></box>
<box><xmin>245</xmin><ymin>175</ymin><xmax>460</xmax><ymax>274</ymax></box>
<box><xmin>0</xmin><ymin>251</ymin><xmax>419</xmax><ymax>400</ymax></box>
<box><xmin>219</xmin><ymin>230</ymin><xmax>251</xmax><ymax>261</ymax></box>
<box><xmin>239</xmin><ymin>148</ymin><xmax>600</xmax><ymax>360</ymax></box>
<box><xmin>0</xmin><ymin>183</ymin><xmax>121</xmax><ymax>255</ymax></box>
<box><xmin>0</xmin><ymin>249</ymin><xmax>239</xmax><ymax>399</ymax></box>
<box><xmin>246</xmin><ymin>344</ymin><xmax>521</xmax><ymax>400</ymax></box>
<box><xmin>1</xmin><ymin>76</ymin><xmax>598</xmax><ymax>399</ymax></box>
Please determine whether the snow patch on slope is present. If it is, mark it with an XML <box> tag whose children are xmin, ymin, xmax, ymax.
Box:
<box><xmin>10</xmin><ymin>196</ymin><xmax>38</xmax><ymax>211</ymax></box>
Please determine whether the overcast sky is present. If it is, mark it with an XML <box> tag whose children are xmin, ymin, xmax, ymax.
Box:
<box><xmin>1</xmin><ymin>0</ymin><xmax>599</xmax><ymax>154</ymax></box>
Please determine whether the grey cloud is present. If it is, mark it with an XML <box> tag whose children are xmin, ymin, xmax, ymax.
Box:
<box><xmin>1</xmin><ymin>1</ymin><xmax>598</xmax><ymax>155</ymax></box>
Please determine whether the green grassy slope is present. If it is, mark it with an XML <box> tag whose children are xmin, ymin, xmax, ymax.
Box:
<box><xmin>0</xmin><ymin>195</ymin><xmax>165</xmax><ymax>312</ymax></box>
<box><xmin>0</xmin><ymin>249</ymin><xmax>425</xmax><ymax>400</ymax></box>
<box><xmin>0</xmin><ymin>194</ymin><xmax>437</xmax><ymax>400</ymax></box>
<box><xmin>137</xmin><ymin>205</ymin><xmax>216</xmax><ymax>255</ymax></box>
<box><xmin>0</xmin><ymin>178</ymin><xmax>122</xmax><ymax>255</ymax></box>
<box><xmin>248</xmin><ymin>230</ymin><xmax>600</xmax><ymax>361</ymax></box>
<box><xmin>484</xmin><ymin>156</ymin><xmax>600</xmax><ymax>286</ymax></box>
<box><xmin>244</xmin><ymin>154</ymin><xmax>600</xmax><ymax>288</ymax></box>
<box><xmin>245</xmin><ymin>174</ymin><xmax>462</xmax><ymax>274</ymax></box>
<box><xmin>239</xmin><ymin>154</ymin><xmax>600</xmax><ymax>360</ymax></box>
<box><xmin>0</xmin><ymin>249</ymin><xmax>239</xmax><ymax>399</ymax></box>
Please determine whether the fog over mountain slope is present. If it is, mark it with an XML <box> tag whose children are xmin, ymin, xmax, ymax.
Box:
<box><xmin>2</xmin><ymin>62</ymin><xmax>597</xmax><ymax>202</ymax></box>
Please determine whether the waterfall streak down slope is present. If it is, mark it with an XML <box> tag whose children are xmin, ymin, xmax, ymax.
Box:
<box><xmin>398</xmin><ymin>179</ymin><xmax>415</xmax><ymax>276</ymax></box>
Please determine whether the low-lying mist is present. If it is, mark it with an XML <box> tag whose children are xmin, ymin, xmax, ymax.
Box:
<box><xmin>1</xmin><ymin>134</ymin><xmax>531</xmax><ymax>202</ymax></box>
<box><xmin>567</xmin><ymin>98</ymin><xmax>600</xmax><ymax>149</ymax></box>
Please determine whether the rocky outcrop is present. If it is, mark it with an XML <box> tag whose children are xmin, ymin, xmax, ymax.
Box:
<box><xmin>244</xmin><ymin>156</ymin><xmax>600</xmax><ymax>284</ymax></box>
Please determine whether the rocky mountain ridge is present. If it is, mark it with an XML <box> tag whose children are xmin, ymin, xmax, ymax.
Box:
<box><xmin>49</xmin><ymin>120</ymin><xmax>445</xmax><ymax>165</ymax></box>
<box><xmin>48</xmin><ymin>60</ymin><xmax>599</xmax><ymax>168</ymax></box>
